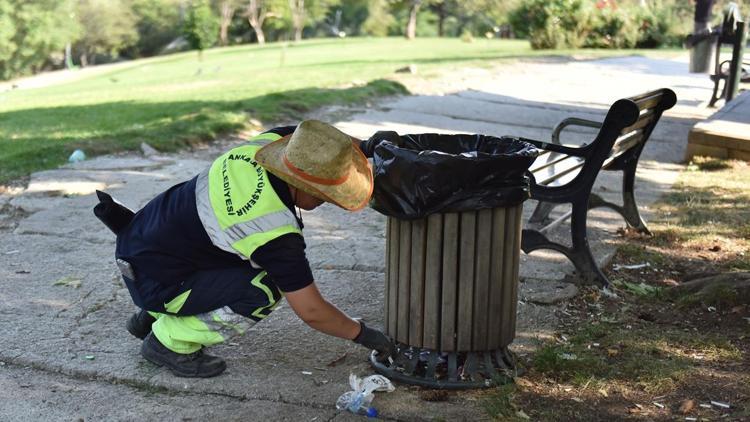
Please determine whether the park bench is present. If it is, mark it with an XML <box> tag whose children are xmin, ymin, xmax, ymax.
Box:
<box><xmin>707</xmin><ymin>3</ymin><xmax>748</xmax><ymax>107</ymax></box>
<box><xmin>517</xmin><ymin>88</ymin><xmax>677</xmax><ymax>287</ymax></box>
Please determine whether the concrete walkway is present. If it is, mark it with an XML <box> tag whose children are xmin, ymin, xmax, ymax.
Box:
<box><xmin>0</xmin><ymin>55</ymin><xmax>717</xmax><ymax>421</ymax></box>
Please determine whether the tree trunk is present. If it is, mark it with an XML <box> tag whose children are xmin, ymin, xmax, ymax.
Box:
<box><xmin>80</xmin><ymin>53</ymin><xmax>88</xmax><ymax>68</ymax></box>
<box><xmin>436</xmin><ymin>3</ymin><xmax>445</xmax><ymax>37</ymax></box>
<box><xmin>255</xmin><ymin>28</ymin><xmax>266</xmax><ymax>44</ymax></box>
<box><xmin>289</xmin><ymin>0</ymin><xmax>305</xmax><ymax>42</ymax></box>
<box><xmin>246</xmin><ymin>0</ymin><xmax>268</xmax><ymax>45</ymax></box>
<box><xmin>219</xmin><ymin>1</ymin><xmax>235</xmax><ymax>46</ymax></box>
<box><xmin>405</xmin><ymin>0</ymin><xmax>422</xmax><ymax>40</ymax></box>
<box><xmin>64</xmin><ymin>43</ymin><xmax>73</xmax><ymax>69</ymax></box>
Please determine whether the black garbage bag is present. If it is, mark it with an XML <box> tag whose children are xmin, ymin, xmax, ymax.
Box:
<box><xmin>365</xmin><ymin>131</ymin><xmax>538</xmax><ymax>220</ymax></box>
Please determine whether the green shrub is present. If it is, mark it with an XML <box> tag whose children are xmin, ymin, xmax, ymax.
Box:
<box><xmin>635</xmin><ymin>0</ymin><xmax>691</xmax><ymax>48</ymax></box>
<box><xmin>509</xmin><ymin>0</ymin><xmax>591</xmax><ymax>49</ymax></box>
<box><xmin>510</xmin><ymin>0</ymin><xmax>694</xmax><ymax>50</ymax></box>
<box><xmin>585</xmin><ymin>4</ymin><xmax>639</xmax><ymax>48</ymax></box>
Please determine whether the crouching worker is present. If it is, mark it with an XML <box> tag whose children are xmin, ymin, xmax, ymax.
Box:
<box><xmin>98</xmin><ymin>120</ymin><xmax>393</xmax><ymax>378</ymax></box>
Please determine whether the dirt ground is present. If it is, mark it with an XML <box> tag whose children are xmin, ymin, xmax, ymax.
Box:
<box><xmin>475</xmin><ymin>159</ymin><xmax>750</xmax><ymax>421</ymax></box>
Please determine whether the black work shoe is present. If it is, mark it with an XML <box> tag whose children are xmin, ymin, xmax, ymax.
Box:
<box><xmin>140</xmin><ymin>333</ymin><xmax>226</xmax><ymax>378</ymax></box>
<box><xmin>126</xmin><ymin>309</ymin><xmax>156</xmax><ymax>340</ymax></box>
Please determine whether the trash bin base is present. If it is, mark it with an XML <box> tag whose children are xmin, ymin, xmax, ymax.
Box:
<box><xmin>370</xmin><ymin>343</ymin><xmax>519</xmax><ymax>389</ymax></box>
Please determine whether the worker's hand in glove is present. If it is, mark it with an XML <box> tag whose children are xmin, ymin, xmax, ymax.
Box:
<box><xmin>353</xmin><ymin>321</ymin><xmax>395</xmax><ymax>361</ymax></box>
<box><xmin>359</xmin><ymin>131</ymin><xmax>402</xmax><ymax>158</ymax></box>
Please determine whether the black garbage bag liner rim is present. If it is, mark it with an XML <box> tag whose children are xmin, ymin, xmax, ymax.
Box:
<box><xmin>369</xmin><ymin>133</ymin><xmax>538</xmax><ymax>220</ymax></box>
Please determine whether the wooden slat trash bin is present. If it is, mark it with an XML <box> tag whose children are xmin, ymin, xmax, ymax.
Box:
<box><xmin>386</xmin><ymin>207</ymin><xmax>523</xmax><ymax>352</ymax></box>
<box><xmin>363</xmin><ymin>133</ymin><xmax>537</xmax><ymax>389</ymax></box>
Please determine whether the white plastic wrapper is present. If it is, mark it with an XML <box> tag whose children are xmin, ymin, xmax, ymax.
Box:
<box><xmin>349</xmin><ymin>373</ymin><xmax>396</xmax><ymax>395</ymax></box>
<box><xmin>336</xmin><ymin>374</ymin><xmax>395</xmax><ymax>415</ymax></box>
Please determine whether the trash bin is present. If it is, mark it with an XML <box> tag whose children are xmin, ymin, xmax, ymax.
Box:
<box><xmin>688</xmin><ymin>30</ymin><xmax>717</xmax><ymax>73</ymax></box>
<box><xmin>364</xmin><ymin>132</ymin><xmax>538</xmax><ymax>389</ymax></box>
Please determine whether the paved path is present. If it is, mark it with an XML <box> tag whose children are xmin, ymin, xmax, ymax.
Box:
<box><xmin>0</xmin><ymin>55</ymin><xmax>716</xmax><ymax>421</ymax></box>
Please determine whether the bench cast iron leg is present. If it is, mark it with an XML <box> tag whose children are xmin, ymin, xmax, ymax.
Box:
<box><xmin>588</xmin><ymin>163</ymin><xmax>652</xmax><ymax>236</ymax></box>
<box><xmin>570</xmin><ymin>200</ymin><xmax>610</xmax><ymax>287</ymax></box>
<box><xmin>620</xmin><ymin>161</ymin><xmax>652</xmax><ymax>235</ymax></box>
<box><xmin>521</xmin><ymin>200</ymin><xmax>610</xmax><ymax>287</ymax></box>
<box><xmin>709</xmin><ymin>76</ymin><xmax>723</xmax><ymax>107</ymax></box>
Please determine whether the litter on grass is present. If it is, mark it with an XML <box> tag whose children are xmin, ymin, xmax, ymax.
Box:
<box><xmin>711</xmin><ymin>400</ymin><xmax>730</xmax><ymax>409</ymax></box>
<box><xmin>613</xmin><ymin>263</ymin><xmax>650</xmax><ymax>271</ymax></box>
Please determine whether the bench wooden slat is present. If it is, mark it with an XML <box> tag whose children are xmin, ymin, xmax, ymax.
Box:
<box><xmin>529</xmin><ymin>150</ymin><xmax>578</xmax><ymax>173</ymax></box>
<box><xmin>622</xmin><ymin>109</ymin><xmax>657</xmax><ymax>133</ymax></box>
<box><xmin>534</xmin><ymin>156</ymin><xmax>584</xmax><ymax>186</ymax></box>
<box><xmin>633</xmin><ymin>92</ymin><xmax>665</xmax><ymax>111</ymax></box>
<box><xmin>609</xmin><ymin>130</ymin><xmax>645</xmax><ymax>160</ymax></box>
<box><xmin>541</xmin><ymin>164</ymin><xmax>583</xmax><ymax>187</ymax></box>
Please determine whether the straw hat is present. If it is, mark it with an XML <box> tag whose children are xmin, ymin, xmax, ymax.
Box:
<box><xmin>255</xmin><ymin>120</ymin><xmax>374</xmax><ymax>211</ymax></box>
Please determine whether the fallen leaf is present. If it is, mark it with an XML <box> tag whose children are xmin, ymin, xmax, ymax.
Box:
<box><xmin>661</xmin><ymin>278</ymin><xmax>679</xmax><ymax>287</ymax></box>
<box><xmin>53</xmin><ymin>276</ymin><xmax>81</xmax><ymax>289</ymax></box>
<box><xmin>516</xmin><ymin>410</ymin><xmax>530</xmax><ymax>420</ymax></box>
<box><xmin>515</xmin><ymin>377</ymin><xmax>534</xmax><ymax>388</ymax></box>
<box><xmin>598</xmin><ymin>388</ymin><xmax>609</xmax><ymax>398</ymax></box>
<box><xmin>571</xmin><ymin>397</ymin><xmax>583</xmax><ymax>403</ymax></box>
<box><xmin>679</xmin><ymin>399</ymin><xmax>695</xmax><ymax>414</ymax></box>
<box><xmin>607</xmin><ymin>349</ymin><xmax>620</xmax><ymax>357</ymax></box>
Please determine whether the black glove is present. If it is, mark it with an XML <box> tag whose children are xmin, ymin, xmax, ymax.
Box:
<box><xmin>359</xmin><ymin>131</ymin><xmax>402</xmax><ymax>158</ymax></box>
<box><xmin>353</xmin><ymin>321</ymin><xmax>395</xmax><ymax>360</ymax></box>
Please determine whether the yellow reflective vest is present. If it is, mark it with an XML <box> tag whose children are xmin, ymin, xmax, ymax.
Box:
<box><xmin>195</xmin><ymin>132</ymin><xmax>301</xmax><ymax>261</ymax></box>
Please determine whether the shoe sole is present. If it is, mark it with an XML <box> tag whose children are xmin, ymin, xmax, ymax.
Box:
<box><xmin>141</xmin><ymin>345</ymin><xmax>227</xmax><ymax>378</ymax></box>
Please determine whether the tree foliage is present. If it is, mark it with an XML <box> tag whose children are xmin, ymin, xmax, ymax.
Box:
<box><xmin>0</xmin><ymin>0</ymin><xmax>705</xmax><ymax>80</ymax></box>
<box><xmin>183</xmin><ymin>0</ymin><xmax>220</xmax><ymax>54</ymax></box>
<box><xmin>244</xmin><ymin>0</ymin><xmax>286</xmax><ymax>44</ymax></box>
<box><xmin>127</xmin><ymin>0</ymin><xmax>183</xmax><ymax>57</ymax></box>
<box><xmin>361</xmin><ymin>0</ymin><xmax>395</xmax><ymax>36</ymax></box>
<box><xmin>75</xmin><ymin>0</ymin><xmax>138</xmax><ymax>65</ymax></box>
<box><xmin>0</xmin><ymin>0</ymin><xmax>80</xmax><ymax>80</ymax></box>
<box><xmin>287</xmin><ymin>0</ymin><xmax>340</xmax><ymax>41</ymax></box>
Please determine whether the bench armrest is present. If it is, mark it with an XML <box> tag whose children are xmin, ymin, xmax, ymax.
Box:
<box><xmin>718</xmin><ymin>59</ymin><xmax>750</xmax><ymax>74</ymax></box>
<box><xmin>551</xmin><ymin>117</ymin><xmax>603</xmax><ymax>145</ymax></box>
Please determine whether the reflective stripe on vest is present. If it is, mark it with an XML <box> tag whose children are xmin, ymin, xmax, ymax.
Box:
<box><xmin>194</xmin><ymin>133</ymin><xmax>301</xmax><ymax>259</ymax></box>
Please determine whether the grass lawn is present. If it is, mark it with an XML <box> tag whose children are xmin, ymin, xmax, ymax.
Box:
<box><xmin>0</xmin><ymin>37</ymin><xmax>675</xmax><ymax>185</ymax></box>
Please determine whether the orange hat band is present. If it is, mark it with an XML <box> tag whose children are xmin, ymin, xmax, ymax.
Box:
<box><xmin>282</xmin><ymin>154</ymin><xmax>350</xmax><ymax>186</ymax></box>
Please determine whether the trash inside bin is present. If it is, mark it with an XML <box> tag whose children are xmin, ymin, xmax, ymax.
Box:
<box><xmin>364</xmin><ymin>131</ymin><xmax>538</xmax><ymax>220</ymax></box>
